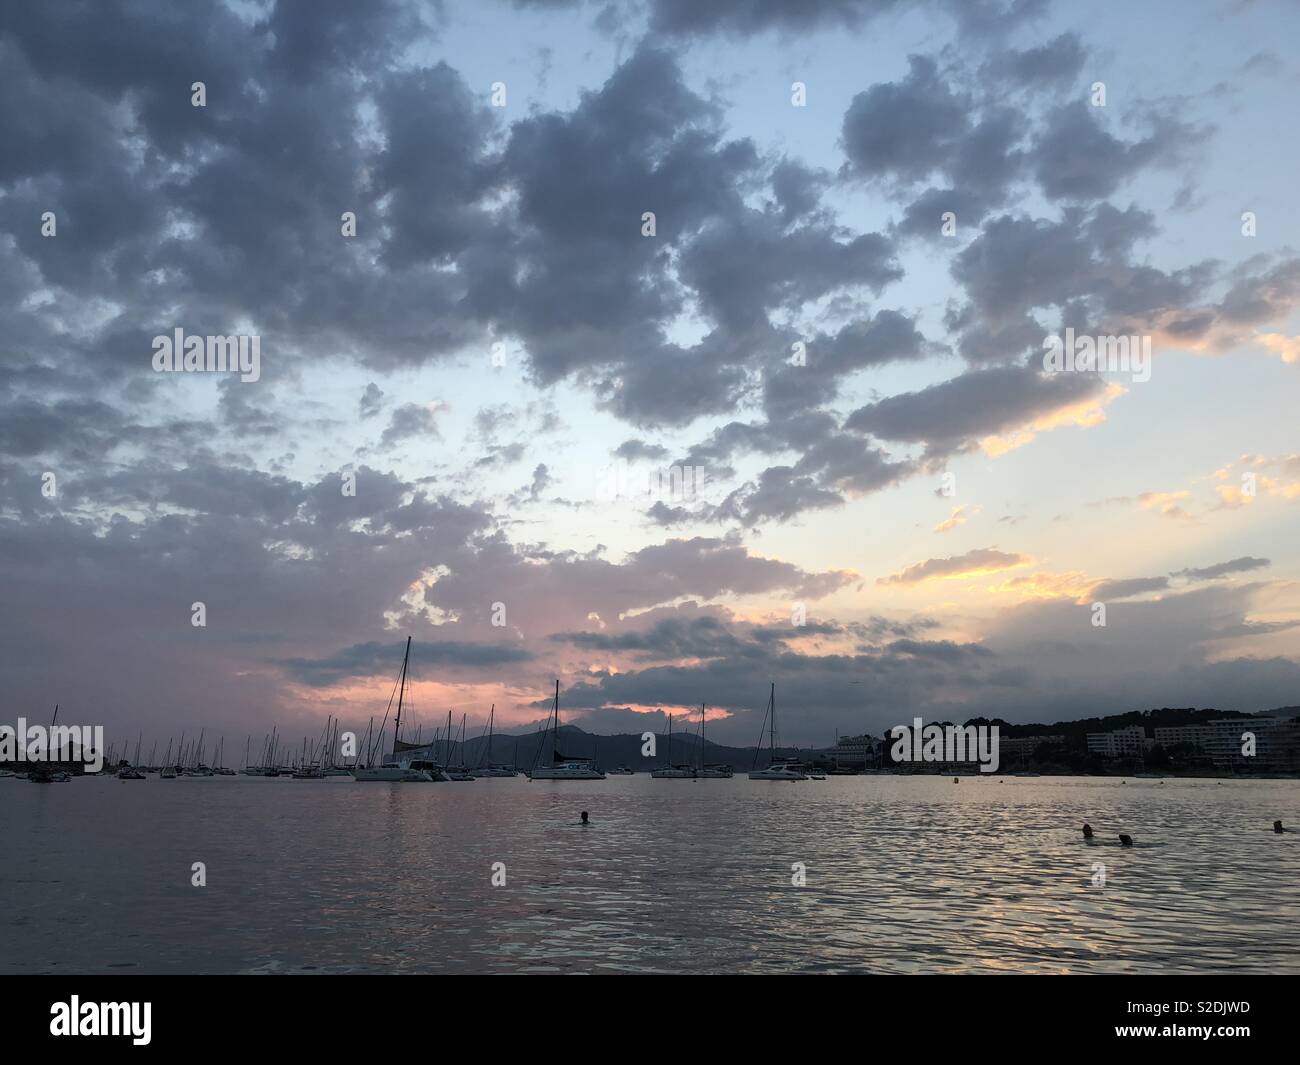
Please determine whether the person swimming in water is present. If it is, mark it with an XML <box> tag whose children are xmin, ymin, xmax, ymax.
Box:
<box><xmin>1275</xmin><ymin>819</ymin><xmax>1286</xmax><ymax>834</ymax></box>
<box><xmin>1082</xmin><ymin>823</ymin><xmax>1094</xmax><ymax>839</ymax></box>
<box><xmin>580</xmin><ymin>811</ymin><xmax>589</xmax><ymax>825</ymax></box>
<box><xmin>1118</xmin><ymin>833</ymin><xmax>1133</xmax><ymax>847</ymax></box>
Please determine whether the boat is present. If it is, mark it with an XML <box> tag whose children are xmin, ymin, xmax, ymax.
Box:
<box><xmin>607</xmin><ymin>765</ymin><xmax>635</xmax><ymax>775</ymax></box>
<box><xmin>651</xmin><ymin>710</ymin><xmax>695</xmax><ymax>778</ymax></box>
<box><xmin>160</xmin><ymin>765</ymin><xmax>178</xmax><ymax>779</ymax></box>
<box><xmin>749</xmin><ymin>761</ymin><xmax>807</xmax><ymax>781</ymax></box>
<box><xmin>748</xmin><ymin>684</ymin><xmax>807</xmax><ymax>781</ymax></box>
<box><xmin>29</xmin><ymin>767</ymin><xmax>72</xmax><ymax>783</ymax></box>
<box><xmin>696</xmin><ymin>703</ymin><xmax>733</xmax><ymax>778</ymax></box>
<box><xmin>528</xmin><ymin>681</ymin><xmax>605</xmax><ymax>780</ymax></box>
<box><xmin>117</xmin><ymin>734</ymin><xmax>147</xmax><ymax>779</ymax></box>
<box><xmin>353</xmin><ymin>636</ymin><xmax>440</xmax><ymax>782</ymax></box>
<box><xmin>651</xmin><ymin>764</ymin><xmax>695</xmax><ymax>778</ymax></box>
<box><xmin>471</xmin><ymin>705</ymin><xmax>519</xmax><ymax>776</ymax></box>
<box><xmin>0</xmin><ymin>769</ymin><xmax>16</xmax><ymax>778</ymax></box>
<box><xmin>443</xmin><ymin>713</ymin><xmax>475</xmax><ymax>780</ymax></box>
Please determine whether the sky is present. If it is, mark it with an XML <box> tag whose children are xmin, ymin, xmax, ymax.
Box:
<box><xmin>1</xmin><ymin>0</ymin><xmax>1298</xmax><ymax>750</ymax></box>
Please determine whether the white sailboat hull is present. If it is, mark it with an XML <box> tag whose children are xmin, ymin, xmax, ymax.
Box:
<box><xmin>353</xmin><ymin>766</ymin><xmax>434</xmax><ymax>782</ymax></box>
<box><xmin>748</xmin><ymin>766</ymin><xmax>808</xmax><ymax>781</ymax></box>
<box><xmin>529</xmin><ymin>765</ymin><xmax>605</xmax><ymax>780</ymax></box>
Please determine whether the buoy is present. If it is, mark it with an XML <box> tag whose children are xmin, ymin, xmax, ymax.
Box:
<box><xmin>1118</xmin><ymin>833</ymin><xmax>1133</xmax><ymax>847</ymax></box>
<box><xmin>1082</xmin><ymin>823</ymin><xmax>1094</xmax><ymax>839</ymax></box>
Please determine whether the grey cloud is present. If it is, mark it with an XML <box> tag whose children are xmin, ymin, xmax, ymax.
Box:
<box><xmin>1084</xmin><ymin>576</ymin><xmax>1170</xmax><ymax>602</ymax></box>
<box><xmin>1173</xmin><ymin>556</ymin><xmax>1271</xmax><ymax>581</ymax></box>
<box><xmin>1028</xmin><ymin>101</ymin><xmax>1203</xmax><ymax>202</ymax></box>
<box><xmin>841</xmin><ymin>56</ymin><xmax>970</xmax><ymax>183</ymax></box>
<box><xmin>614</xmin><ymin>440</ymin><xmax>670</xmax><ymax>461</ymax></box>
<box><xmin>281</xmin><ymin>638</ymin><xmax>533</xmax><ymax>687</ymax></box>
<box><xmin>359</xmin><ymin>383</ymin><xmax>385</xmax><ymax>419</ymax></box>
<box><xmin>379</xmin><ymin>403</ymin><xmax>440</xmax><ymax>448</ymax></box>
<box><xmin>846</xmin><ymin>364</ymin><xmax>1104</xmax><ymax>458</ymax></box>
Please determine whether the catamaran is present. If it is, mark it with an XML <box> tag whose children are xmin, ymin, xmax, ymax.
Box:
<box><xmin>748</xmin><ymin>683</ymin><xmax>807</xmax><ymax>781</ymax></box>
<box><xmin>528</xmin><ymin>681</ymin><xmax>605</xmax><ymax>780</ymax></box>
<box><xmin>353</xmin><ymin>636</ymin><xmax>441</xmax><ymax>782</ymax></box>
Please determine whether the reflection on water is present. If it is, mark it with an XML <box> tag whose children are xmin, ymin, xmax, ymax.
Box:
<box><xmin>2</xmin><ymin>775</ymin><xmax>1297</xmax><ymax>973</ymax></box>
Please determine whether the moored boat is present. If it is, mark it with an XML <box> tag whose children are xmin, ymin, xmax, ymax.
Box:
<box><xmin>748</xmin><ymin>684</ymin><xmax>806</xmax><ymax>781</ymax></box>
<box><xmin>528</xmin><ymin>681</ymin><xmax>605</xmax><ymax>780</ymax></box>
<box><xmin>353</xmin><ymin>636</ymin><xmax>441</xmax><ymax>782</ymax></box>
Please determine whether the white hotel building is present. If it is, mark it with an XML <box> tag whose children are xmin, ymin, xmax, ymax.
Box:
<box><xmin>1085</xmin><ymin>725</ymin><xmax>1150</xmax><ymax>759</ymax></box>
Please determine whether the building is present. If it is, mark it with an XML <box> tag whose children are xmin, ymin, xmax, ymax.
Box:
<box><xmin>1085</xmin><ymin>725</ymin><xmax>1149</xmax><ymax>760</ymax></box>
<box><xmin>827</xmin><ymin>733</ymin><xmax>879</xmax><ymax>770</ymax></box>
<box><xmin>1000</xmin><ymin>735</ymin><xmax>1066</xmax><ymax>758</ymax></box>
<box><xmin>1154</xmin><ymin>717</ymin><xmax>1300</xmax><ymax>772</ymax></box>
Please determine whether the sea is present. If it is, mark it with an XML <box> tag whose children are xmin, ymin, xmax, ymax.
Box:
<box><xmin>3</xmin><ymin>773</ymin><xmax>1297</xmax><ymax>974</ymax></box>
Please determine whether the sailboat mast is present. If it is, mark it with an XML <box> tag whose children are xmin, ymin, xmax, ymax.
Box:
<box><xmin>393</xmin><ymin>635</ymin><xmax>411</xmax><ymax>753</ymax></box>
<box><xmin>769</xmin><ymin>682</ymin><xmax>776</xmax><ymax>762</ymax></box>
<box><xmin>553</xmin><ymin>680</ymin><xmax>560</xmax><ymax>763</ymax></box>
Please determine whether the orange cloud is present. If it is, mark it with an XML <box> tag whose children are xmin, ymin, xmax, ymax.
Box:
<box><xmin>879</xmin><ymin>548</ymin><xmax>1032</xmax><ymax>586</ymax></box>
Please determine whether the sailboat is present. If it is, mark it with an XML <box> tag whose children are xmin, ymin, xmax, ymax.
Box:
<box><xmin>443</xmin><ymin>712</ymin><xmax>475</xmax><ymax>781</ymax></box>
<box><xmin>651</xmin><ymin>710</ymin><xmax>695</xmax><ymax>778</ymax></box>
<box><xmin>214</xmin><ymin>736</ymin><xmax>237</xmax><ymax>775</ymax></box>
<box><xmin>697</xmin><ymin>703</ymin><xmax>733</xmax><ymax>778</ymax></box>
<box><xmin>118</xmin><ymin>732</ymin><xmax>146</xmax><ymax>778</ymax></box>
<box><xmin>321</xmin><ymin>719</ymin><xmax>351</xmax><ymax>776</ymax></box>
<box><xmin>472</xmin><ymin>705</ymin><xmax>519</xmax><ymax>777</ymax></box>
<box><xmin>748</xmin><ymin>683</ymin><xmax>807</xmax><ymax>780</ymax></box>
<box><xmin>528</xmin><ymin>681</ymin><xmax>605</xmax><ymax>780</ymax></box>
<box><xmin>353</xmin><ymin>637</ymin><xmax>440</xmax><ymax>782</ymax></box>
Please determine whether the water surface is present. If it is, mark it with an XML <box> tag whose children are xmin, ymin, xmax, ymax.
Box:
<box><xmin>3</xmin><ymin>774</ymin><xmax>1296</xmax><ymax>973</ymax></box>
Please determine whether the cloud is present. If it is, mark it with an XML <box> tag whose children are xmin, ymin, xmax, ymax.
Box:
<box><xmin>281</xmin><ymin>638</ymin><xmax>534</xmax><ymax>686</ymax></box>
<box><xmin>841</xmin><ymin>56</ymin><xmax>971</xmax><ymax>184</ymax></box>
<box><xmin>379</xmin><ymin>403</ymin><xmax>441</xmax><ymax>448</ymax></box>
<box><xmin>934</xmin><ymin>504</ymin><xmax>979</xmax><ymax>533</ymax></box>
<box><xmin>846</xmin><ymin>364</ymin><xmax>1110</xmax><ymax>459</ymax></box>
<box><xmin>1255</xmin><ymin>332</ymin><xmax>1300</xmax><ymax>364</ymax></box>
<box><xmin>1027</xmin><ymin>101</ymin><xmax>1203</xmax><ymax>202</ymax></box>
<box><xmin>878</xmin><ymin>548</ymin><xmax>1031</xmax><ymax>585</ymax></box>
<box><xmin>614</xmin><ymin>440</ymin><xmax>669</xmax><ymax>461</ymax></box>
<box><xmin>1173</xmin><ymin>556</ymin><xmax>1271</xmax><ymax>581</ymax></box>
